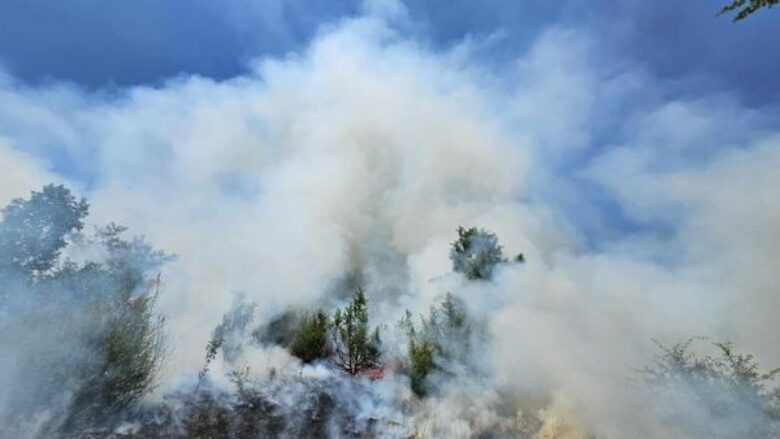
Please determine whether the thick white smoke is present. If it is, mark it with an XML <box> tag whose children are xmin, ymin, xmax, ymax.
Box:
<box><xmin>0</xmin><ymin>2</ymin><xmax>778</xmax><ymax>437</ymax></box>
<box><xmin>0</xmin><ymin>141</ymin><xmax>57</xmax><ymax>206</ymax></box>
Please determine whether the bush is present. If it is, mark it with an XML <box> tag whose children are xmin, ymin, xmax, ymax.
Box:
<box><xmin>407</xmin><ymin>338</ymin><xmax>435</xmax><ymax>397</ymax></box>
<box><xmin>291</xmin><ymin>310</ymin><xmax>330</xmax><ymax>364</ymax></box>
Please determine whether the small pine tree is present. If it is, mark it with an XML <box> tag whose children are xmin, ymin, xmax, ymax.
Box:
<box><xmin>438</xmin><ymin>293</ymin><xmax>468</xmax><ymax>334</ymax></box>
<box><xmin>331</xmin><ymin>287</ymin><xmax>381</xmax><ymax>375</ymax></box>
<box><xmin>64</xmin><ymin>275</ymin><xmax>167</xmax><ymax>431</ymax></box>
<box><xmin>401</xmin><ymin>293</ymin><xmax>472</xmax><ymax>397</ymax></box>
<box><xmin>407</xmin><ymin>336</ymin><xmax>435</xmax><ymax>397</ymax></box>
<box><xmin>94</xmin><ymin>277</ymin><xmax>166</xmax><ymax>410</ymax></box>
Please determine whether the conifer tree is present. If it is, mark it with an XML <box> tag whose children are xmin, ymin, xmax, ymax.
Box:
<box><xmin>401</xmin><ymin>293</ymin><xmax>472</xmax><ymax>397</ymax></box>
<box><xmin>331</xmin><ymin>287</ymin><xmax>381</xmax><ymax>375</ymax></box>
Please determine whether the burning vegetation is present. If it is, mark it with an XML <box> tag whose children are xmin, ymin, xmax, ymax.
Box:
<box><xmin>1</xmin><ymin>185</ymin><xmax>779</xmax><ymax>438</ymax></box>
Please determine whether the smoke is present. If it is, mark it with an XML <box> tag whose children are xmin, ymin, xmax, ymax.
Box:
<box><xmin>0</xmin><ymin>141</ymin><xmax>57</xmax><ymax>206</ymax></box>
<box><xmin>1</xmin><ymin>1</ymin><xmax>779</xmax><ymax>437</ymax></box>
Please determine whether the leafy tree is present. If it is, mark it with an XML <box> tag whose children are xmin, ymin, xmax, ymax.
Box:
<box><xmin>0</xmin><ymin>184</ymin><xmax>88</xmax><ymax>275</ymax></box>
<box><xmin>331</xmin><ymin>287</ymin><xmax>381</xmax><ymax>375</ymax></box>
<box><xmin>450</xmin><ymin>226</ymin><xmax>507</xmax><ymax>280</ymax></box>
<box><xmin>291</xmin><ymin>310</ymin><xmax>330</xmax><ymax>364</ymax></box>
<box><xmin>720</xmin><ymin>0</ymin><xmax>778</xmax><ymax>21</ymax></box>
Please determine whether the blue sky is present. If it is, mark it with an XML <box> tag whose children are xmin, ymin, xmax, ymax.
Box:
<box><xmin>0</xmin><ymin>0</ymin><xmax>778</xmax><ymax>250</ymax></box>
<box><xmin>1</xmin><ymin>0</ymin><xmax>778</xmax><ymax>105</ymax></box>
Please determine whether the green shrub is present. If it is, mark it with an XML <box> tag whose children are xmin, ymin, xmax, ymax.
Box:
<box><xmin>291</xmin><ymin>310</ymin><xmax>330</xmax><ymax>364</ymax></box>
<box><xmin>407</xmin><ymin>338</ymin><xmax>435</xmax><ymax>397</ymax></box>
